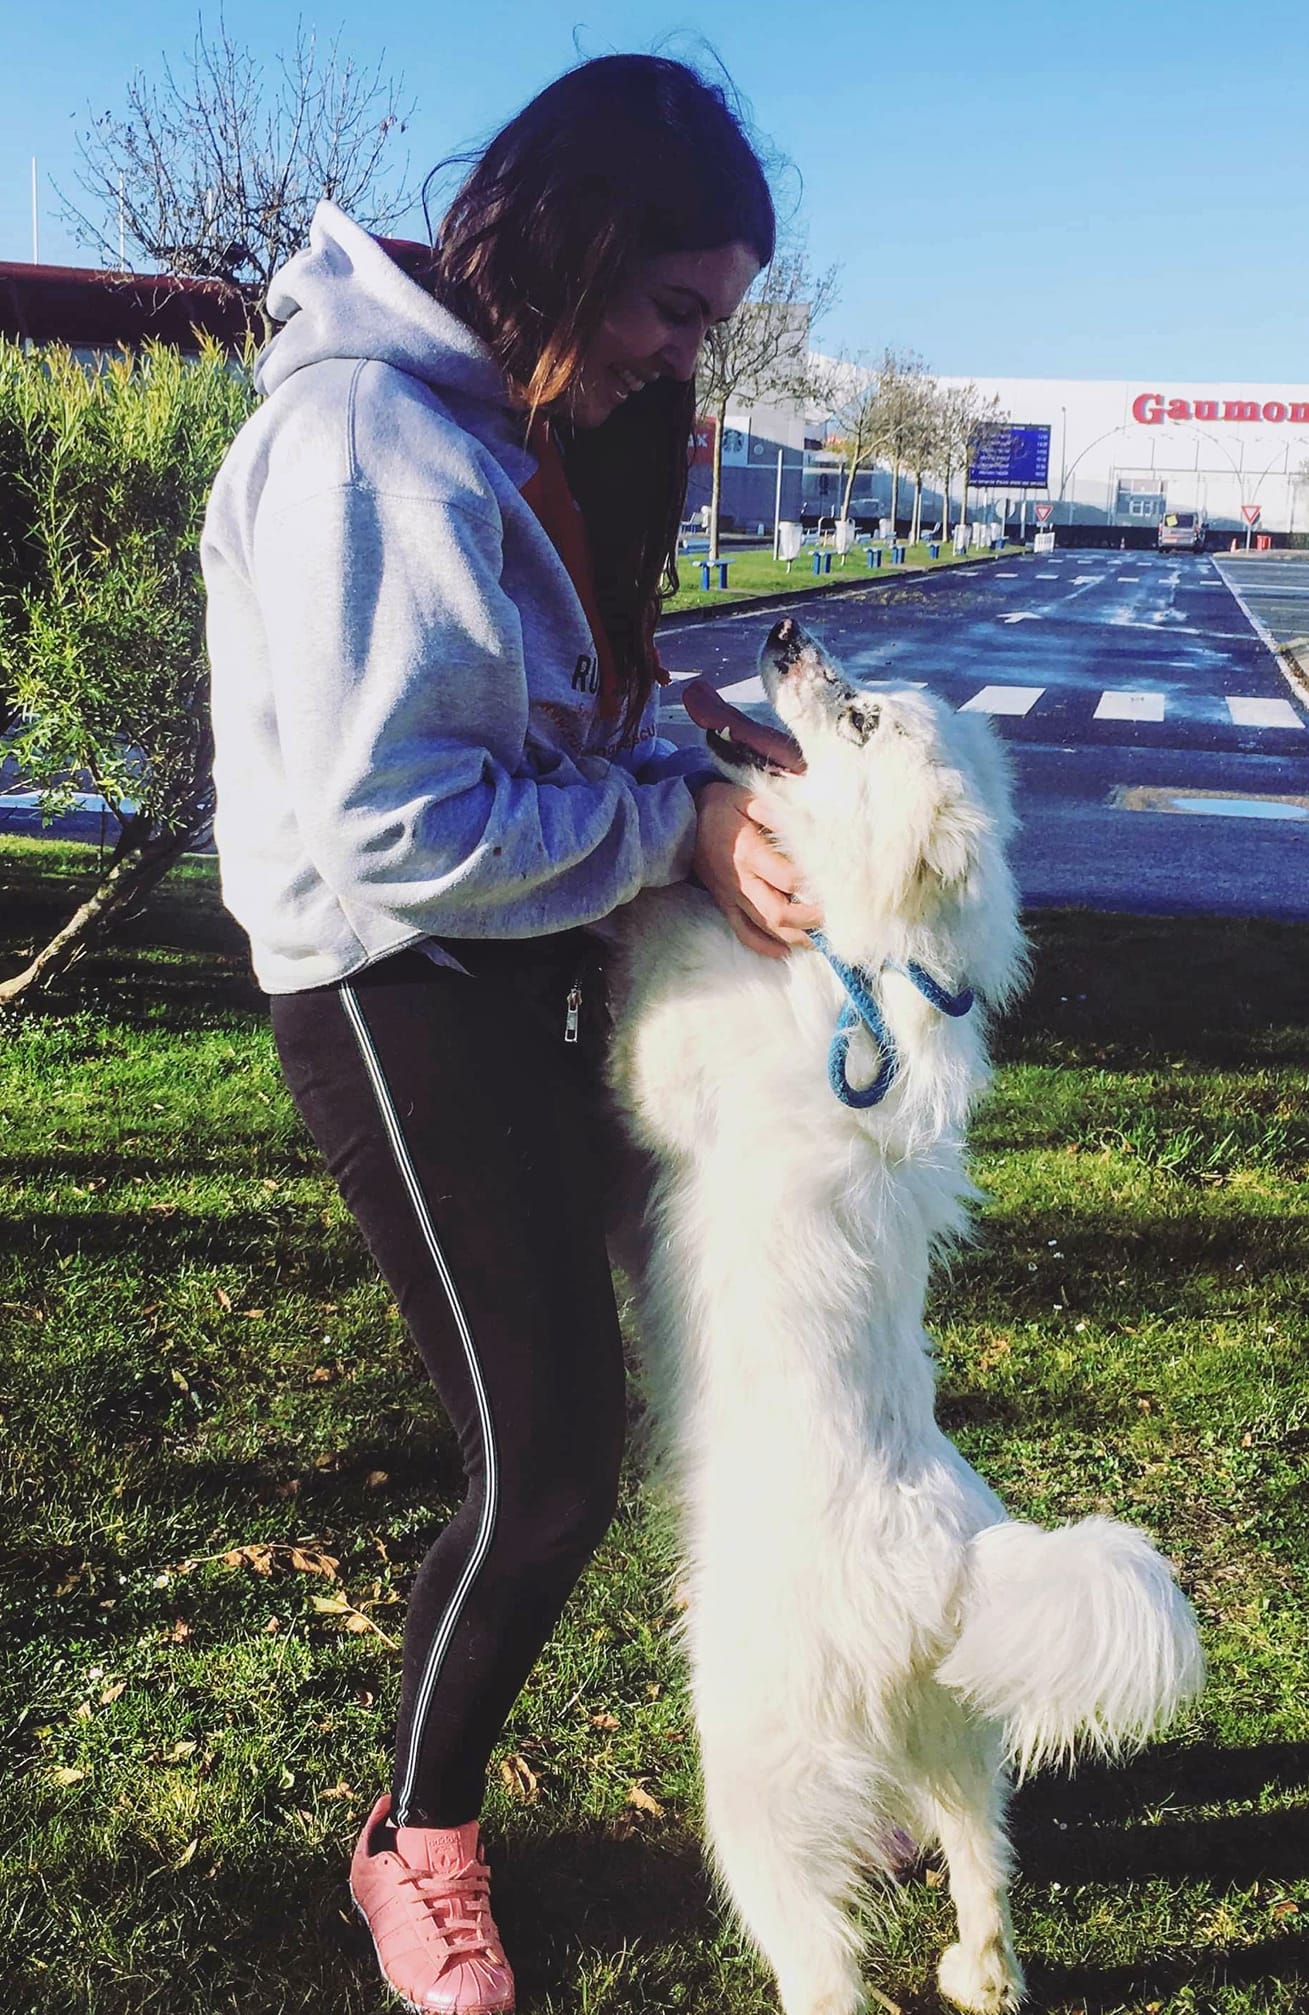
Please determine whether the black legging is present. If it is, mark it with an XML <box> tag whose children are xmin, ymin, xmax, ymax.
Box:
<box><xmin>270</xmin><ymin>935</ymin><xmax>627</xmax><ymax>1828</ymax></box>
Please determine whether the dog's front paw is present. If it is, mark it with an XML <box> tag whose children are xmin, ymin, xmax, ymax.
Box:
<box><xmin>937</xmin><ymin>1937</ymin><xmax>1025</xmax><ymax>2014</ymax></box>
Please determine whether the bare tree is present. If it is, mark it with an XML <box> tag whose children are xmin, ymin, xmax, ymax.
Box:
<box><xmin>60</xmin><ymin>16</ymin><xmax>414</xmax><ymax>333</ymax></box>
<box><xmin>696</xmin><ymin>242</ymin><xmax>838</xmax><ymax>562</ymax></box>
<box><xmin>868</xmin><ymin>351</ymin><xmax>930</xmax><ymax>539</ymax></box>
<box><xmin>902</xmin><ymin>380</ymin><xmax>943</xmax><ymax>545</ymax></box>
<box><xmin>934</xmin><ymin>381</ymin><xmax>1008</xmax><ymax>538</ymax></box>
<box><xmin>815</xmin><ymin>352</ymin><xmax>882</xmax><ymax>523</ymax></box>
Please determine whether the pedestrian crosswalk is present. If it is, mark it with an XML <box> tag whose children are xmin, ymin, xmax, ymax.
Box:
<box><xmin>659</xmin><ymin>680</ymin><xmax>1307</xmax><ymax>733</ymax></box>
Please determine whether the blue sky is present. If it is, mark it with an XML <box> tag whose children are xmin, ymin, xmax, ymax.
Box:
<box><xmin>2</xmin><ymin>0</ymin><xmax>1306</xmax><ymax>380</ymax></box>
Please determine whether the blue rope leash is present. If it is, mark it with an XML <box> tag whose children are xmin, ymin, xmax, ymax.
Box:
<box><xmin>808</xmin><ymin>931</ymin><xmax>974</xmax><ymax>1109</ymax></box>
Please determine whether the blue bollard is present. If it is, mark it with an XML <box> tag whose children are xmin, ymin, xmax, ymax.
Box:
<box><xmin>927</xmin><ymin>541</ymin><xmax>940</xmax><ymax>560</ymax></box>
<box><xmin>866</xmin><ymin>546</ymin><xmax>883</xmax><ymax>569</ymax></box>
<box><xmin>890</xmin><ymin>543</ymin><xmax>906</xmax><ymax>565</ymax></box>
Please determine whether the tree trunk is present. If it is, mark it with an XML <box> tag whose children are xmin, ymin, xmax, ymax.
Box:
<box><xmin>941</xmin><ymin>460</ymin><xmax>952</xmax><ymax>541</ymax></box>
<box><xmin>0</xmin><ymin>810</ymin><xmax>205</xmax><ymax>1006</ymax></box>
<box><xmin>840</xmin><ymin>455</ymin><xmax>858</xmax><ymax>521</ymax></box>
<box><xmin>910</xmin><ymin>471</ymin><xmax>923</xmax><ymax>545</ymax></box>
<box><xmin>708</xmin><ymin>398</ymin><xmax>728</xmax><ymax>564</ymax></box>
<box><xmin>889</xmin><ymin>463</ymin><xmax>900</xmax><ymax>536</ymax></box>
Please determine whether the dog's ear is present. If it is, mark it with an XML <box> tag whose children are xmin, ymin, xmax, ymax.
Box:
<box><xmin>917</xmin><ymin>774</ymin><xmax>981</xmax><ymax>890</ymax></box>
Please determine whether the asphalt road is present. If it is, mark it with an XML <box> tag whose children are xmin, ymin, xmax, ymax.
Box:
<box><xmin>4</xmin><ymin>550</ymin><xmax>1306</xmax><ymax>919</ymax></box>
<box><xmin>656</xmin><ymin>549</ymin><xmax>1309</xmax><ymax>921</ymax></box>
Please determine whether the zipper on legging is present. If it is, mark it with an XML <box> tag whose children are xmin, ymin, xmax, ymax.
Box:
<box><xmin>564</xmin><ymin>984</ymin><xmax>582</xmax><ymax>1043</ymax></box>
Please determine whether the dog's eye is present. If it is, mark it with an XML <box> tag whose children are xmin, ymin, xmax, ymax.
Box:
<box><xmin>838</xmin><ymin>701</ymin><xmax>879</xmax><ymax>744</ymax></box>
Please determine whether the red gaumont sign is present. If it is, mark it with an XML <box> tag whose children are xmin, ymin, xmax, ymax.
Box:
<box><xmin>1133</xmin><ymin>391</ymin><xmax>1309</xmax><ymax>425</ymax></box>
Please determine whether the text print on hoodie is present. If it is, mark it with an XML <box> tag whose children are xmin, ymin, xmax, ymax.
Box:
<box><xmin>201</xmin><ymin>202</ymin><xmax>710</xmax><ymax>994</ymax></box>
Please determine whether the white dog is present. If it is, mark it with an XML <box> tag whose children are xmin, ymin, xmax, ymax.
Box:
<box><xmin>605</xmin><ymin>617</ymin><xmax>1203</xmax><ymax>2015</ymax></box>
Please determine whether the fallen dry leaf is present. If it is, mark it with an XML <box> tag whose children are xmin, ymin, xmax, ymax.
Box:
<box><xmin>289</xmin><ymin>1547</ymin><xmax>340</xmax><ymax>1578</ymax></box>
<box><xmin>51</xmin><ymin>1767</ymin><xmax>87</xmax><ymax>1787</ymax></box>
<box><xmin>222</xmin><ymin>1544</ymin><xmax>275</xmax><ymax>1576</ymax></box>
<box><xmin>625</xmin><ymin>1783</ymin><xmax>663</xmax><ymax>1818</ymax></box>
<box><xmin>590</xmin><ymin>1712</ymin><xmax>620</xmax><ymax>1731</ymax></box>
<box><xmin>499</xmin><ymin>1755</ymin><xmax>540</xmax><ymax>1802</ymax></box>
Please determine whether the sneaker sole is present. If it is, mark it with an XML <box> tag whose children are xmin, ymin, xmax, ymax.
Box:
<box><xmin>350</xmin><ymin>1887</ymin><xmax>516</xmax><ymax>2015</ymax></box>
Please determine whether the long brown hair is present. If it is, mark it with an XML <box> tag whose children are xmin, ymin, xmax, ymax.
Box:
<box><xmin>424</xmin><ymin>56</ymin><xmax>775</xmax><ymax>742</ymax></box>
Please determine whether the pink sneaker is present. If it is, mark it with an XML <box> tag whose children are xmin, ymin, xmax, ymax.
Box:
<box><xmin>350</xmin><ymin>1794</ymin><xmax>516</xmax><ymax>2014</ymax></box>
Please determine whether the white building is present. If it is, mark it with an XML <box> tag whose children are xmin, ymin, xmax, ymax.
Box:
<box><xmin>943</xmin><ymin>377</ymin><xmax>1309</xmax><ymax>536</ymax></box>
<box><xmin>712</xmin><ymin>372</ymin><xmax>1309</xmax><ymax>540</ymax></box>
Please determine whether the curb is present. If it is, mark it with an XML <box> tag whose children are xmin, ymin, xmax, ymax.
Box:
<box><xmin>1212</xmin><ymin>559</ymin><xmax>1309</xmax><ymax>710</ymax></box>
<box><xmin>657</xmin><ymin>548</ymin><xmax>1027</xmax><ymax>631</ymax></box>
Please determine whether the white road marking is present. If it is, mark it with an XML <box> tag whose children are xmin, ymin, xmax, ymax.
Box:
<box><xmin>1118</xmin><ymin>575</ymin><xmax>1142</xmax><ymax>583</ymax></box>
<box><xmin>718</xmin><ymin>675</ymin><xmax>771</xmax><ymax>707</ymax></box>
<box><xmin>1226</xmin><ymin>696</ymin><xmax>1305</xmax><ymax>730</ymax></box>
<box><xmin>998</xmin><ymin>612</ymin><xmax>1042</xmax><ymax>624</ymax></box>
<box><xmin>960</xmin><ymin>686</ymin><xmax>1044</xmax><ymax>716</ymax></box>
<box><xmin>1095</xmin><ymin>691</ymin><xmax>1166</xmax><ymax>722</ymax></box>
<box><xmin>1035</xmin><ymin>571</ymin><xmax>1060</xmax><ymax>579</ymax></box>
<box><xmin>1072</xmin><ymin>574</ymin><xmax>1104</xmax><ymax>585</ymax></box>
<box><xmin>993</xmin><ymin>571</ymin><xmax>1019</xmax><ymax>578</ymax></box>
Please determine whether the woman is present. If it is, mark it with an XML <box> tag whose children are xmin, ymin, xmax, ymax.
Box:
<box><xmin>202</xmin><ymin>53</ymin><xmax>820</xmax><ymax>2013</ymax></box>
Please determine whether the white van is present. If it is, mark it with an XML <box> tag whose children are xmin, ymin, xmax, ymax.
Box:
<box><xmin>1157</xmin><ymin>510</ymin><xmax>1207</xmax><ymax>553</ymax></box>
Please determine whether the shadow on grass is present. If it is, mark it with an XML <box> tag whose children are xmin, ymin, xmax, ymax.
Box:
<box><xmin>0</xmin><ymin>1202</ymin><xmax>372</xmax><ymax>1281</ymax></box>
<box><xmin>1001</xmin><ymin>910</ymin><xmax>1309</xmax><ymax>1074</ymax></box>
<box><xmin>943</xmin><ymin>1203</ymin><xmax>1309</xmax><ymax>1298</ymax></box>
<box><xmin>1024</xmin><ymin>1936</ymin><xmax>1307</xmax><ymax>2015</ymax></box>
<box><xmin>495</xmin><ymin>1822</ymin><xmax>720</xmax><ymax>1995</ymax></box>
<box><xmin>1014</xmin><ymin>1739</ymin><xmax>1309</xmax><ymax>1883</ymax></box>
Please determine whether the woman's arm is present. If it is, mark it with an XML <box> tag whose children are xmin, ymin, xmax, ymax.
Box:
<box><xmin>237</xmin><ymin>479</ymin><xmax>705</xmax><ymax>940</ymax></box>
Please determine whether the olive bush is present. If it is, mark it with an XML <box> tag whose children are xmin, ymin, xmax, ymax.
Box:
<box><xmin>0</xmin><ymin>336</ymin><xmax>255</xmax><ymax>1003</ymax></box>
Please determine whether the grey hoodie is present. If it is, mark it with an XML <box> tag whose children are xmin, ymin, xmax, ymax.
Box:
<box><xmin>201</xmin><ymin>202</ymin><xmax>707</xmax><ymax>994</ymax></box>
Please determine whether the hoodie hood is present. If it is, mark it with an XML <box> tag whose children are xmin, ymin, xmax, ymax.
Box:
<box><xmin>256</xmin><ymin>201</ymin><xmax>509</xmax><ymax>411</ymax></box>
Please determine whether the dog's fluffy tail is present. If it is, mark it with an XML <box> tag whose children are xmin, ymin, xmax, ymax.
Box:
<box><xmin>935</xmin><ymin>1516</ymin><xmax>1204</xmax><ymax>1777</ymax></box>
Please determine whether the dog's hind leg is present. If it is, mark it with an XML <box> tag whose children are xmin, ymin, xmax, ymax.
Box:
<box><xmin>698</xmin><ymin>1709</ymin><xmax>870</xmax><ymax>2015</ymax></box>
<box><xmin>913</xmin><ymin>1717</ymin><xmax>1024</xmax><ymax>2014</ymax></box>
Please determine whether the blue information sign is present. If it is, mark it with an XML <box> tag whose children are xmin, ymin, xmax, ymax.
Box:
<box><xmin>968</xmin><ymin>424</ymin><xmax>1051</xmax><ymax>488</ymax></box>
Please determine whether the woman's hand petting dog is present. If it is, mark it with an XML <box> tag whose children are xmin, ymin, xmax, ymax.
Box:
<box><xmin>692</xmin><ymin>781</ymin><xmax>821</xmax><ymax>957</ymax></box>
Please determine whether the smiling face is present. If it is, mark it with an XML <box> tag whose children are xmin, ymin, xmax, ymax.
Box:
<box><xmin>566</xmin><ymin>241</ymin><xmax>761</xmax><ymax>428</ymax></box>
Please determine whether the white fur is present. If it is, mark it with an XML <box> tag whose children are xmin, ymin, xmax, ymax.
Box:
<box><xmin>606</xmin><ymin>622</ymin><xmax>1204</xmax><ymax>2015</ymax></box>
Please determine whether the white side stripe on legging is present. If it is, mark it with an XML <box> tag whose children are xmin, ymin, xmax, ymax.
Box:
<box><xmin>339</xmin><ymin>983</ymin><xmax>499</xmax><ymax>1827</ymax></box>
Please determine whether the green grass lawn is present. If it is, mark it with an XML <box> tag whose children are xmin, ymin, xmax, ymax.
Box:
<box><xmin>661</xmin><ymin>539</ymin><xmax>1020</xmax><ymax>616</ymax></box>
<box><xmin>1</xmin><ymin>840</ymin><xmax>1306</xmax><ymax>2015</ymax></box>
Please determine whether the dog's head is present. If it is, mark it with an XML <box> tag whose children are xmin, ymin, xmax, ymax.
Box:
<box><xmin>687</xmin><ymin>617</ymin><xmax>1024</xmax><ymax>1007</ymax></box>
